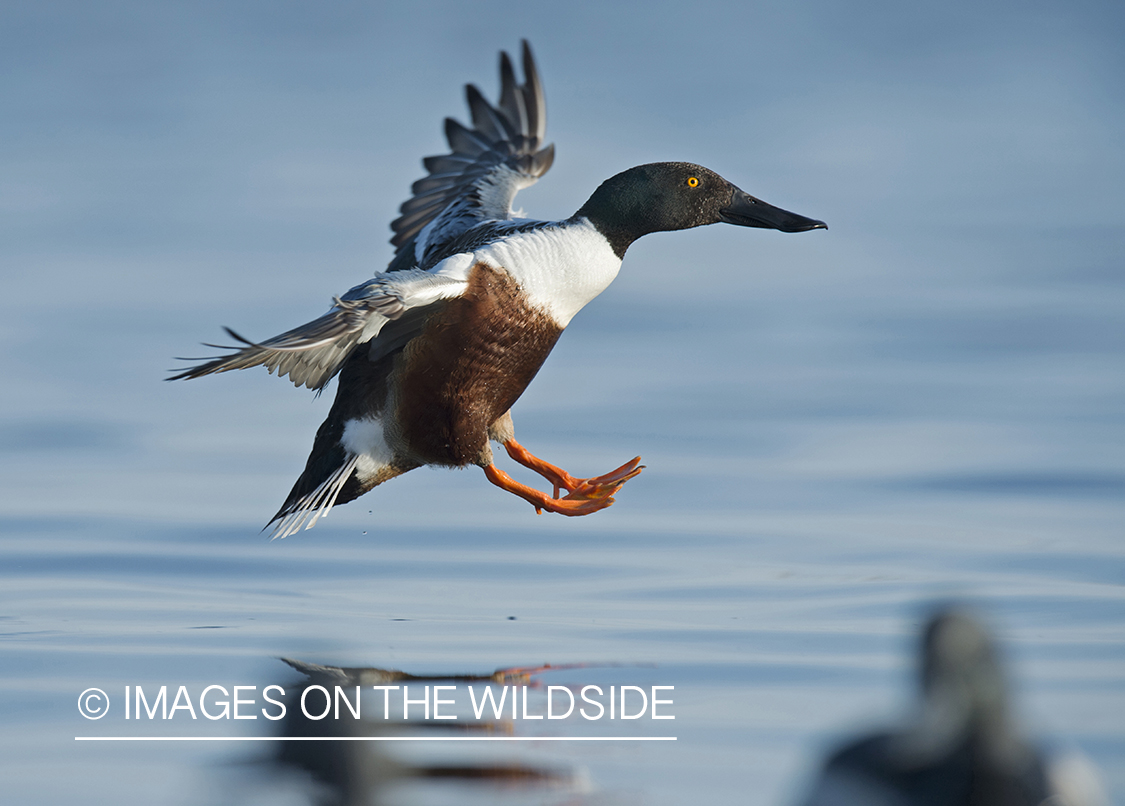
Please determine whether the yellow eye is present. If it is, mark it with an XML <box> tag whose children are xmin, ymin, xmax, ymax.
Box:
<box><xmin>687</xmin><ymin>177</ymin><xmax>699</xmax><ymax>187</ymax></box>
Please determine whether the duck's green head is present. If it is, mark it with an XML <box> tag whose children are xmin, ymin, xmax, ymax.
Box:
<box><xmin>577</xmin><ymin>161</ymin><xmax>826</xmax><ymax>257</ymax></box>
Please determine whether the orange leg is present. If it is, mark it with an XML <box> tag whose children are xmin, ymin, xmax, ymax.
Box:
<box><xmin>502</xmin><ymin>439</ymin><xmax>643</xmax><ymax>501</ymax></box>
<box><xmin>484</xmin><ymin>464</ymin><xmax>617</xmax><ymax>516</ymax></box>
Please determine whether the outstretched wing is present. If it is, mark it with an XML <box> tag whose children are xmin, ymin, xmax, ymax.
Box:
<box><xmin>387</xmin><ymin>40</ymin><xmax>555</xmax><ymax>272</ymax></box>
<box><xmin>168</xmin><ymin>269</ymin><xmax>468</xmax><ymax>391</ymax></box>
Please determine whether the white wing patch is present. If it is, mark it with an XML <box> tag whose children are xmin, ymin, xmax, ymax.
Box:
<box><xmin>348</xmin><ymin>269</ymin><xmax>469</xmax><ymax>316</ymax></box>
<box><xmin>171</xmin><ymin>268</ymin><xmax>469</xmax><ymax>390</ymax></box>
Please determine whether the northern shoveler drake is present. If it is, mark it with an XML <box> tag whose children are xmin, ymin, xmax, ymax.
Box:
<box><xmin>172</xmin><ymin>41</ymin><xmax>826</xmax><ymax>539</ymax></box>
<box><xmin>800</xmin><ymin>608</ymin><xmax>1107</xmax><ymax>806</ymax></box>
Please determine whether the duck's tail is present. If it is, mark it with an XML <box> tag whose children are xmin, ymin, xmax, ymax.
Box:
<box><xmin>266</xmin><ymin>452</ymin><xmax>361</xmax><ymax>540</ymax></box>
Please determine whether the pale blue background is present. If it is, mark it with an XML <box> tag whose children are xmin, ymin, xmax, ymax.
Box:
<box><xmin>2</xmin><ymin>1</ymin><xmax>1122</xmax><ymax>803</ymax></box>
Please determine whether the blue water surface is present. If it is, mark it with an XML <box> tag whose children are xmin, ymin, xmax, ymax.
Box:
<box><xmin>2</xmin><ymin>2</ymin><xmax>1123</xmax><ymax>804</ymax></box>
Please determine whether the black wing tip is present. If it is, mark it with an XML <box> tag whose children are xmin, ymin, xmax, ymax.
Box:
<box><xmin>438</xmin><ymin>39</ymin><xmax>545</xmax><ymax>156</ymax></box>
<box><xmin>221</xmin><ymin>326</ymin><xmax>260</xmax><ymax>347</ymax></box>
<box><xmin>166</xmin><ymin>358</ymin><xmax>224</xmax><ymax>382</ymax></box>
<box><xmin>390</xmin><ymin>40</ymin><xmax>550</xmax><ymax>254</ymax></box>
<box><xmin>520</xmin><ymin>41</ymin><xmax>538</xmax><ymax>86</ymax></box>
<box><xmin>165</xmin><ymin>359</ymin><xmax>222</xmax><ymax>382</ymax></box>
<box><xmin>464</xmin><ymin>83</ymin><xmax>485</xmax><ymax>106</ymax></box>
<box><xmin>165</xmin><ymin>327</ymin><xmax>259</xmax><ymax>382</ymax></box>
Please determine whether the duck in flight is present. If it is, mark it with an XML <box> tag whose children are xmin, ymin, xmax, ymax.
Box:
<box><xmin>172</xmin><ymin>41</ymin><xmax>826</xmax><ymax>539</ymax></box>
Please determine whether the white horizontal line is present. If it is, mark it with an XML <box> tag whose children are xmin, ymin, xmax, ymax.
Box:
<box><xmin>75</xmin><ymin>736</ymin><xmax>676</xmax><ymax>742</ymax></box>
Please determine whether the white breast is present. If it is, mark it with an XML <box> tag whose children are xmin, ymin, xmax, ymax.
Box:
<box><xmin>472</xmin><ymin>218</ymin><xmax>622</xmax><ymax>327</ymax></box>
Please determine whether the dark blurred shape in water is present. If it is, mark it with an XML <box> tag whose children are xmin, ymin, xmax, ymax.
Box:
<box><xmin>280</xmin><ymin>657</ymin><xmax>585</xmax><ymax>687</ymax></box>
<box><xmin>799</xmin><ymin>607</ymin><xmax>1108</xmax><ymax>806</ymax></box>
<box><xmin>236</xmin><ymin>659</ymin><xmax>583</xmax><ymax>806</ymax></box>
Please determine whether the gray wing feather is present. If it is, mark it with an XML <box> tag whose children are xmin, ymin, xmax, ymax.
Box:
<box><xmin>498</xmin><ymin>51</ymin><xmax>528</xmax><ymax>135</ymax></box>
<box><xmin>443</xmin><ymin>118</ymin><xmax>493</xmax><ymax>156</ymax></box>
<box><xmin>389</xmin><ymin>40</ymin><xmax>554</xmax><ymax>269</ymax></box>
<box><xmin>170</xmin><ymin>272</ymin><xmax>466</xmax><ymax>391</ymax></box>
<box><xmin>519</xmin><ymin>40</ymin><xmax>547</xmax><ymax>144</ymax></box>
<box><xmin>169</xmin><ymin>301</ymin><xmax>381</xmax><ymax>391</ymax></box>
<box><xmin>466</xmin><ymin>84</ymin><xmax>514</xmax><ymax>142</ymax></box>
<box><xmin>172</xmin><ymin>44</ymin><xmax>551</xmax><ymax>391</ymax></box>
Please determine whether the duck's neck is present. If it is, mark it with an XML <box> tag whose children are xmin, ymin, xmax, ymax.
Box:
<box><xmin>573</xmin><ymin>174</ymin><xmax>656</xmax><ymax>259</ymax></box>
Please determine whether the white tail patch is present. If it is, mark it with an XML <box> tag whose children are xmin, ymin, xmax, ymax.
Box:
<box><xmin>341</xmin><ymin>416</ymin><xmax>394</xmax><ymax>464</ymax></box>
<box><xmin>269</xmin><ymin>454</ymin><xmax>361</xmax><ymax>541</ymax></box>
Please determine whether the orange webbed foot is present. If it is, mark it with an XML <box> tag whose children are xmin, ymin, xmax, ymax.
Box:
<box><xmin>494</xmin><ymin>440</ymin><xmax>644</xmax><ymax>514</ymax></box>
<box><xmin>561</xmin><ymin>456</ymin><xmax>644</xmax><ymax>501</ymax></box>
<box><xmin>483</xmin><ymin>464</ymin><xmax>620</xmax><ymax>516</ymax></box>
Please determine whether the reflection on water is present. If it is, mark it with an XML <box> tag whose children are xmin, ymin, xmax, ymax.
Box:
<box><xmin>233</xmin><ymin>662</ymin><xmax>589</xmax><ymax>806</ymax></box>
<box><xmin>198</xmin><ymin>613</ymin><xmax>1112</xmax><ymax>806</ymax></box>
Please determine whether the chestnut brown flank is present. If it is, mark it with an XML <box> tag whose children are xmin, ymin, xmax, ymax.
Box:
<box><xmin>397</xmin><ymin>263</ymin><xmax>563</xmax><ymax>466</ymax></box>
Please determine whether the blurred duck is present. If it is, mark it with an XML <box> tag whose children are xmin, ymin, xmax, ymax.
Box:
<box><xmin>800</xmin><ymin>608</ymin><xmax>1107</xmax><ymax>806</ymax></box>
